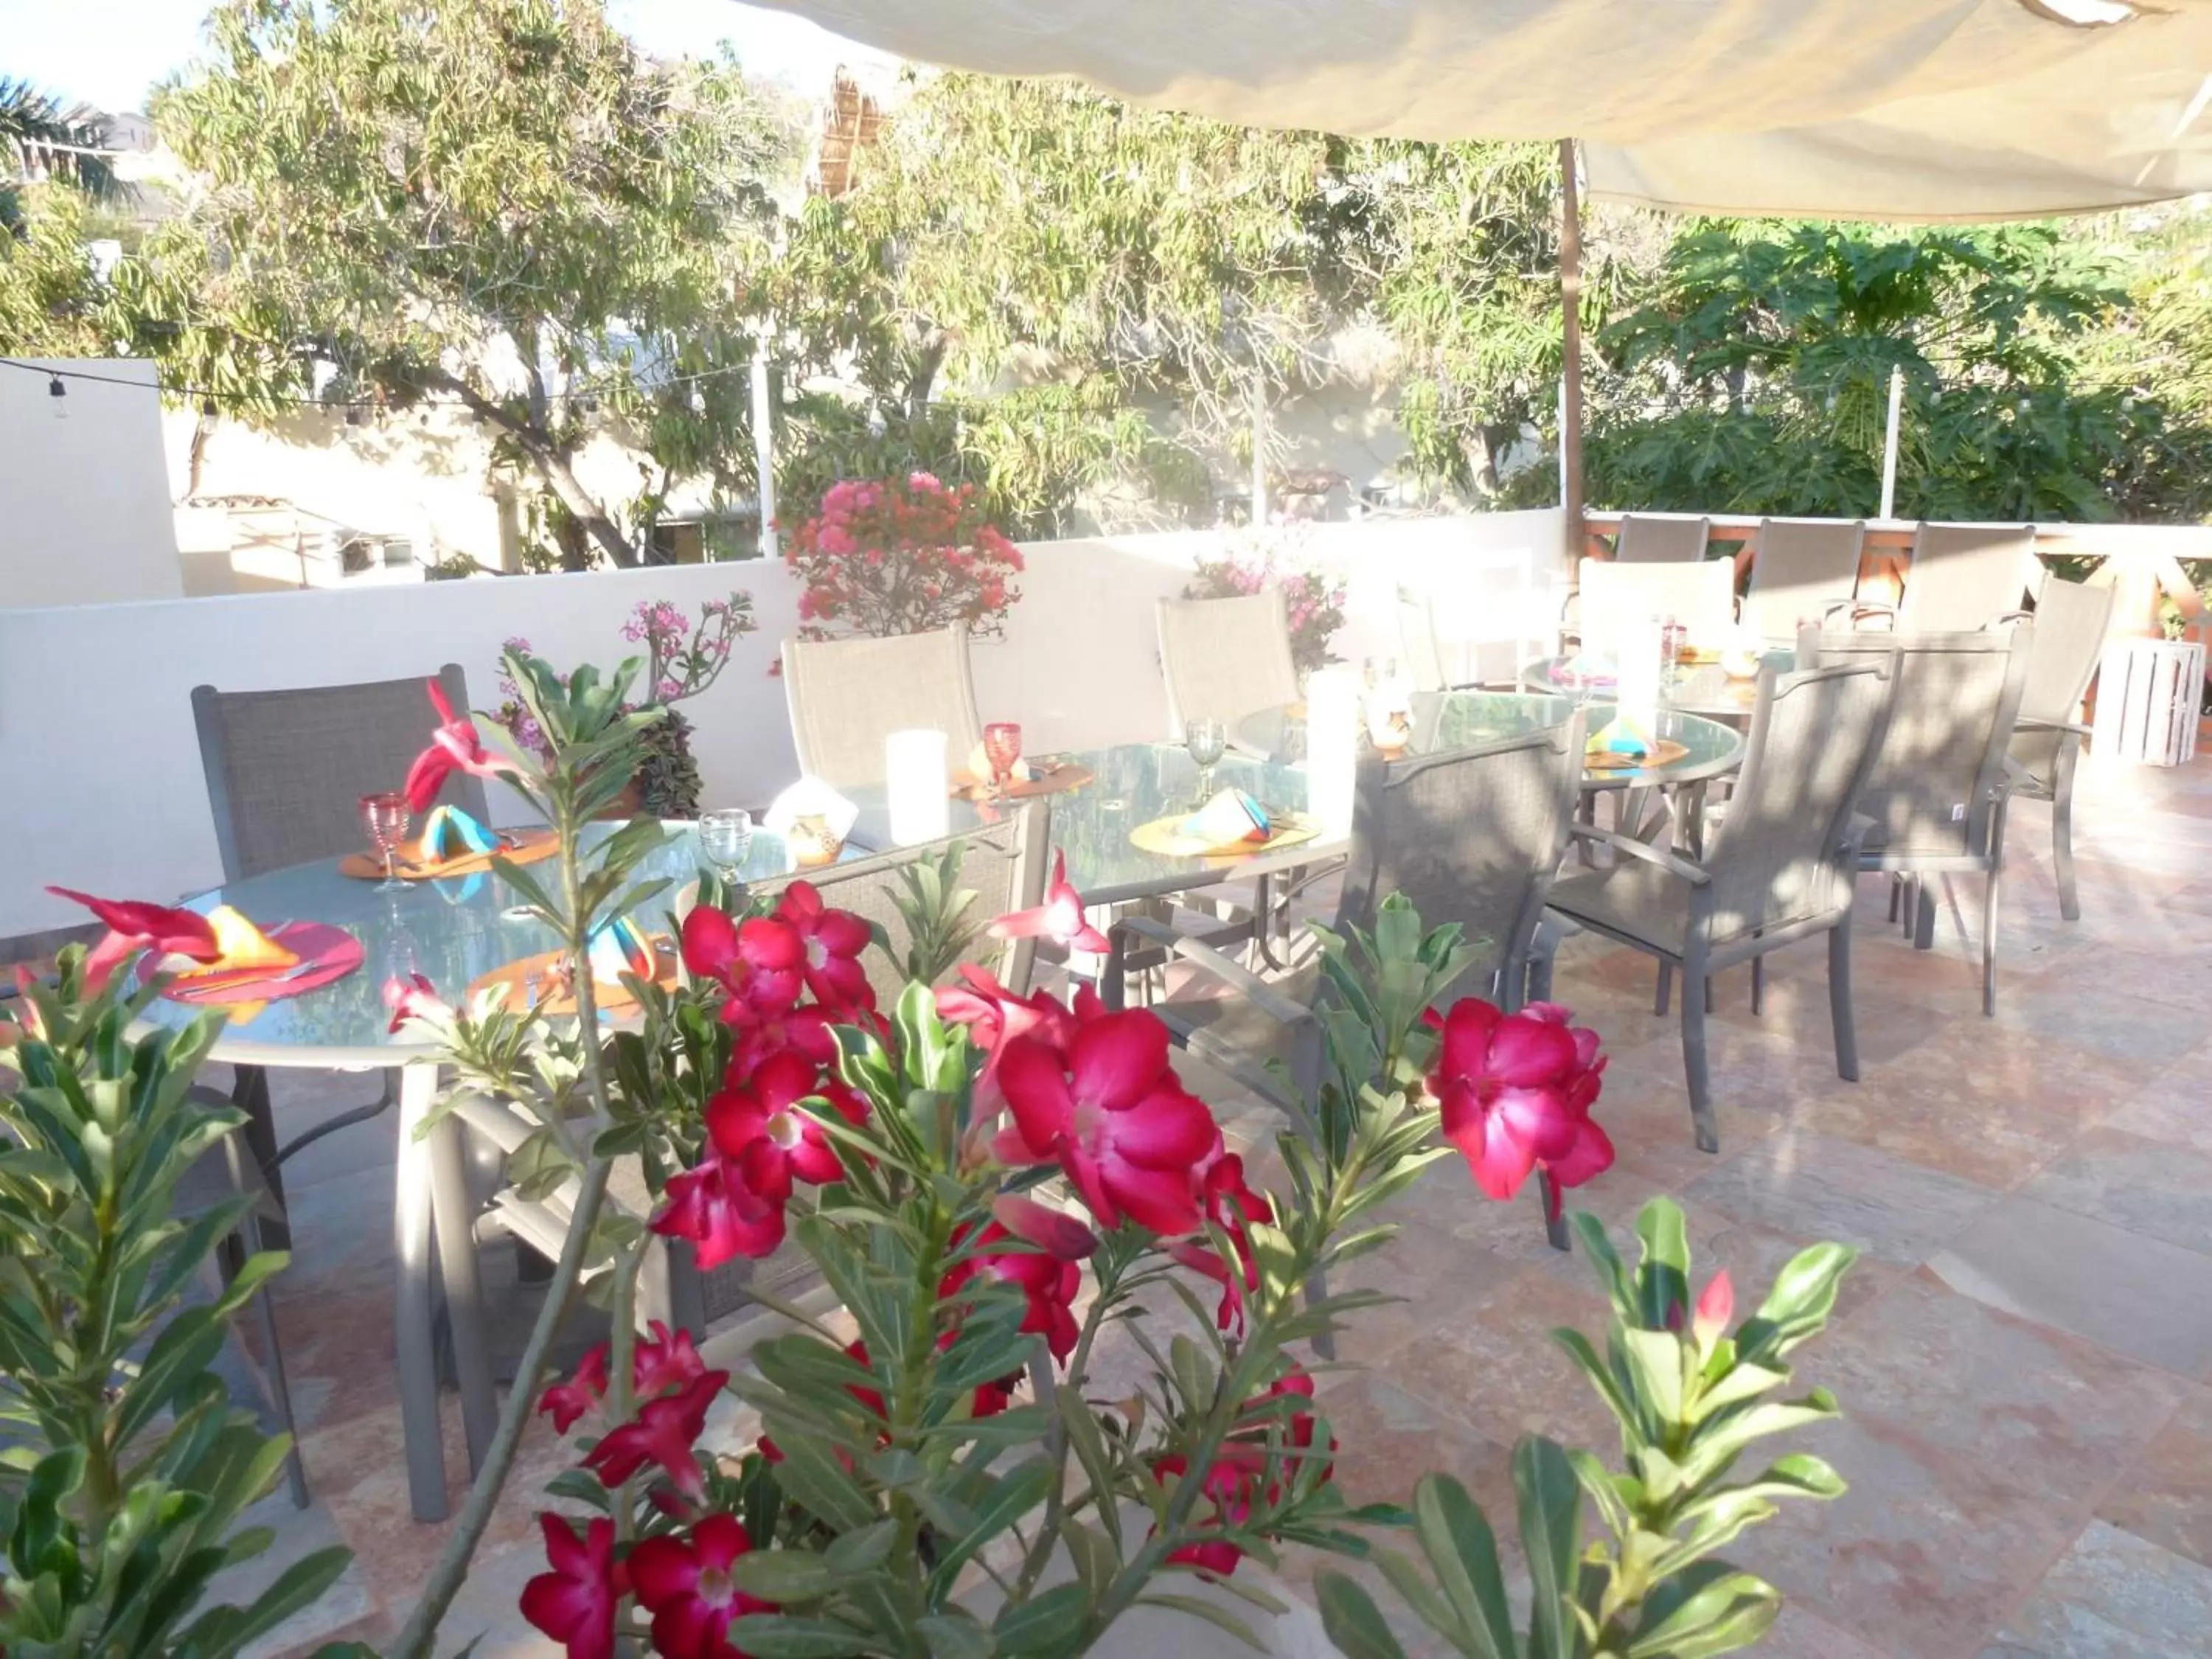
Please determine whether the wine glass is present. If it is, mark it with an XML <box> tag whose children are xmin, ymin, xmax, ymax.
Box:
<box><xmin>982</xmin><ymin>722</ymin><xmax>1024</xmax><ymax>798</ymax></box>
<box><xmin>1185</xmin><ymin>716</ymin><xmax>1228</xmax><ymax>801</ymax></box>
<box><xmin>359</xmin><ymin>791</ymin><xmax>412</xmax><ymax>891</ymax></box>
<box><xmin>698</xmin><ymin>808</ymin><xmax>754</xmax><ymax>888</ymax></box>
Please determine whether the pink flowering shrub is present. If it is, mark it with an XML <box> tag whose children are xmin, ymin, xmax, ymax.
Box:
<box><xmin>782</xmin><ymin>472</ymin><xmax>1025</xmax><ymax>649</ymax></box>
<box><xmin>1185</xmin><ymin>535</ymin><xmax>1346</xmax><ymax>677</ymax></box>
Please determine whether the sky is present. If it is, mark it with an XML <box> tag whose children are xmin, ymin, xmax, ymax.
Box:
<box><xmin>0</xmin><ymin>0</ymin><xmax>888</xmax><ymax>112</ymax></box>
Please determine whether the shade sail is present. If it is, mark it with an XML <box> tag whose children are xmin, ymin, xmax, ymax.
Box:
<box><xmin>749</xmin><ymin>0</ymin><xmax>2212</xmax><ymax>219</ymax></box>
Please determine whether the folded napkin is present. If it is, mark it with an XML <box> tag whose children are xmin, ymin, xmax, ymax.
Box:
<box><xmin>765</xmin><ymin>776</ymin><xmax>860</xmax><ymax>844</ymax></box>
<box><xmin>420</xmin><ymin>804</ymin><xmax>501</xmax><ymax>860</ymax></box>
<box><xmin>965</xmin><ymin>742</ymin><xmax>1032</xmax><ymax>783</ymax></box>
<box><xmin>1178</xmin><ymin>789</ymin><xmax>1273</xmax><ymax>851</ymax></box>
<box><xmin>160</xmin><ymin>905</ymin><xmax>299</xmax><ymax>978</ymax></box>
<box><xmin>585</xmin><ymin>917</ymin><xmax>655</xmax><ymax>986</ymax></box>
<box><xmin>1587</xmin><ymin>717</ymin><xmax>1653</xmax><ymax>761</ymax></box>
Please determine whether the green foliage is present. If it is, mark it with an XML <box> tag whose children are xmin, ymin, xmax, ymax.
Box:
<box><xmin>633</xmin><ymin>704</ymin><xmax>702</xmax><ymax>819</ymax></box>
<box><xmin>0</xmin><ymin>183</ymin><xmax>116</xmax><ymax>355</ymax></box>
<box><xmin>1</xmin><ymin>79</ymin><xmax>125</xmax><ymax>230</ymax></box>
<box><xmin>1316</xmin><ymin>1197</ymin><xmax>1852</xmax><ymax>1659</ymax></box>
<box><xmin>884</xmin><ymin>840</ymin><xmax>990</xmax><ymax>987</ymax></box>
<box><xmin>0</xmin><ymin>956</ymin><xmax>350</xmax><ymax>1655</ymax></box>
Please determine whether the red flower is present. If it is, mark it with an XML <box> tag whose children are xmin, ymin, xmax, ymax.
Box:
<box><xmin>46</xmin><ymin>886</ymin><xmax>220</xmax><ymax>990</ymax></box>
<box><xmin>774</xmin><ymin>881</ymin><xmax>875</xmax><ymax>1012</ymax></box>
<box><xmin>706</xmin><ymin>1049</ymin><xmax>864</xmax><ymax>1188</ymax></box>
<box><xmin>1169</xmin><ymin>1138</ymin><xmax>1276</xmax><ymax>1334</ymax></box>
<box><xmin>539</xmin><ymin>1343</ymin><xmax>609</xmax><ymax>1435</ymax></box>
<box><xmin>403</xmin><ymin>678</ymin><xmax>512</xmax><ymax>813</ymax></box>
<box><xmin>990</xmin><ymin>851</ymin><xmax>1110</xmax><ymax>954</ymax></box>
<box><xmin>993</xmin><ymin>1001</ymin><xmax>1217</xmax><ymax>1237</ymax></box>
<box><xmin>1691</xmin><ymin>1270</ymin><xmax>1734</xmax><ymax>1350</ymax></box>
<box><xmin>381</xmin><ymin>970</ymin><xmax>451</xmax><ymax>1034</ymax></box>
<box><xmin>941</xmin><ymin>1214</ymin><xmax>1085</xmax><ymax>1363</ymax></box>
<box><xmin>726</xmin><ymin>998</ymin><xmax>842</xmax><ymax>1077</ymax></box>
<box><xmin>521</xmin><ymin>1514</ymin><xmax>621</xmax><ymax>1659</ymax></box>
<box><xmin>650</xmin><ymin>1141</ymin><xmax>793</xmax><ymax>1269</ymax></box>
<box><xmin>537</xmin><ymin>1321</ymin><xmax>709</xmax><ymax>1435</ymax></box>
<box><xmin>681</xmin><ymin>905</ymin><xmax>804</xmax><ymax>1013</ymax></box>
<box><xmin>1422</xmin><ymin>998</ymin><xmax>1609</xmax><ymax>1204</ymax></box>
<box><xmin>627</xmin><ymin>1513</ymin><xmax>775</xmax><ymax>1659</ymax></box>
<box><xmin>935</xmin><ymin>965</ymin><xmax>1072</xmax><ymax>1109</ymax></box>
<box><xmin>1150</xmin><ymin>1453</ymin><xmax>1257</xmax><ymax>1576</ymax></box>
<box><xmin>582</xmin><ymin>1370</ymin><xmax>727</xmax><ymax>1500</ymax></box>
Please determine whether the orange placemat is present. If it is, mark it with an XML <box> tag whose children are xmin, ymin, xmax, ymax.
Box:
<box><xmin>465</xmin><ymin>936</ymin><xmax>679</xmax><ymax>1016</ymax></box>
<box><xmin>339</xmin><ymin>827</ymin><xmax>560</xmax><ymax>883</ymax></box>
<box><xmin>142</xmin><ymin>922</ymin><xmax>362</xmax><ymax>1010</ymax></box>
<box><xmin>951</xmin><ymin>762</ymin><xmax>1096</xmax><ymax>801</ymax></box>
<box><xmin>1585</xmin><ymin>738</ymin><xmax>1690</xmax><ymax>771</ymax></box>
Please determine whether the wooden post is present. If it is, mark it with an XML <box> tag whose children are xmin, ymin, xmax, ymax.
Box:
<box><xmin>1557</xmin><ymin>138</ymin><xmax>1585</xmax><ymax>565</ymax></box>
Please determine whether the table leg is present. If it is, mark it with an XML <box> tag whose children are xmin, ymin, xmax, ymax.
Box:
<box><xmin>393</xmin><ymin>1061</ymin><xmax>451</xmax><ymax>1522</ymax></box>
<box><xmin>230</xmin><ymin>1065</ymin><xmax>291</xmax><ymax>1251</ymax></box>
<box><xmin>428</xmin><ymin>1092</ymin><xmax>498</xmax><ymax>1474</ymax></box>
<box><xmin>1677</xmin><ymin>782</ymin><xmax>1711</xmax><ymax>858</ymax></box>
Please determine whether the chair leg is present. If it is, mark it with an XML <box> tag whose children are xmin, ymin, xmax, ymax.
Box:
<box><xmin>238</xmin><ymin>1211</ymin><xmax>310</xmax><ymax>1508</ymax></box>
<box><xmin>2053</xmin><ymin>781</ymin><xmax>2080</xmax><ymax>923</ymax></box>
<box><xmin>1826</xmin><ymin>925</ymin><xmax>1860</xmax><ymax>1082</ymax></box>
<box><xmin>1750</xmin><ymin>953</ymin><xmax>1765</xmax><ymax>1017</ymax></box>
<box><xmin>1982</xmin><ymin>861</ymin><xmax>2002</xmax><ymax>1018</ymax></box>
<box><xmin>1682</xmin><ymin>961</ymin><xmax>1718</xmax><ymax>1155</ymax></box>
<box><xmin>1913</xmin><ymin>878</ymin><xmax>1936</xmax><ymax>950</ymax></box>
<box><xmin>1655</xmin><ymin>962</ymin><xmax>1672</xmax><ymax>1016</ymax></box>
<box><xmin>1887</xmin><ymin>877</ymin><xmax>1902</xmax><ymax>925</ymax></box>
<box><xmin>1539</xmin><ymin>1172</ymin><xmax>1568</xmax><ymax>1252</ymax></box>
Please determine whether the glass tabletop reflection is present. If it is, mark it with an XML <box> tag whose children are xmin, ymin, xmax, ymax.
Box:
<box><xmin>1234</xmin><ymin>691</ymin><xmax>1745</xmax><ymax>790</ymax></box>
<box><xmin>1521</xmin><ymin>650</ymin><xmax>1798</xmax><ymax>720</ymax></box>
<box><xmin>133</xmin><ymin>823</ymin><xmax>805</xmax><ymax>1064</ymax></box>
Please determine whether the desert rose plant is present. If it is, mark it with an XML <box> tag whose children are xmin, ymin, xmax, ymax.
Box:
<box><xmin>783</xmin><ymin>472</ymin><xmax>1025</xmax><ymax>647</ymax></box>
<box><xmin>348</xmin><ymin>647</ymin><xmax>1853</xmax><ymax>1658</ymax></box>
<box><xmin>1184</xmin><ymin>526</ymin><xmax>1346</xmax><ymax>678</ymax></box>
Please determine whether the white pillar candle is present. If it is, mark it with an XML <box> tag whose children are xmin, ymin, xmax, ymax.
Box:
<box><xmin>1305</xmin><ymin>666</ymin><xmax>1361</xmax><ymax>836</ymax></box>
<box><xmin>1616</xmin><ymin>620</ymin><xmax>1663</xmax><ymax>744</ymax></box>
<box><xmin>886</xmin><ymin>728</ymin><xmax>950</xmax><ymax>846</ymax></box>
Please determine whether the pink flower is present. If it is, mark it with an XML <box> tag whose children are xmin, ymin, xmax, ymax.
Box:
<box><xmin>538</xmin><ymin>1344</ymin><xmax>608</xmax><ymax>1435</ymax></box>
<box><xmin>46</xmin><ymin>886</ymin><xmax>221</xmax><ymax>990</ymax></box>
<box><xmin>1169</xmin><ymin>1137</ymin><xmax>1276</xmax><ymax>1333</ymax></box>
<box><xmin>773</xmin><ymin>881</ymin><xmax>876</xmax><ymax>1012</ymax></box>
<box><xmin>537</xmin><ymin>1321</ymin><xmax>709</xmax><ymax>1435</ymax></box>
<box><xmin>681</xmin><ymin>905</ymin><xmax>804</xmax><ymax>1015</ymax></box>
<box><xmin>706</xmin><ymin>1048</ymin><xmax>864</xmax><ymax>1188</ymax></box>
<box><xmin>650</xmin><ymin>1140</ymin><xmax>793</xmax><ymax>1268</ymax></box>
<box><xmin>626</xmin><ymin>1513</ymin><xmax>776</xmax><ymax>1659</ymax></box>
<box><xmin>993</xmin><ymin>997</ymin><xmax>1217</xmax><ymax>1237</ymax></box>
<box><xmin>1422</xmin><ymin>998</ymin><xmax>1610</xmax><ymax>1206</ymax></box>
<box><xmin>381</xmin><ymin>970</ymin><xmax>451</xmax><ymax>1034</ymax></box>
<box><xmin>940</xmin><ymin>1207</ymin><xmax>1090</xmax><ymax>1363</ymax></box>
<box><xmin>990</xmin><ymin>852</ymin><xmax>1110</xmax><ymax>954</ymax></box>
<box><xmin>582</xmin><ymin>1370</ymin><xmax>727</xmax><ymax>1500</ymax></box>
<box><xmin>403</xmin><ymin>678</ymin><xmax>512</xmax><ymax>813</ymax></box>
<box><xmin>1691</xmin><ymin>1270</ymin><xmax>1734</xmax><ymax>1350</ymax></box>
<box><xmin>521</xmin><ymin>1514</ymin><xmax>621</xmax><ymax>1659</ymax></box>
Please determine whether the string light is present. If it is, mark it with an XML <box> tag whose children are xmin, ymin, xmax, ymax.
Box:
<box><xmin>48</xmin><ymin>375</ymin><xmax>68</xmax><ymax>420</ymax></box>
<box><xmin>0</xmin><ymin>355</ymin><xmax>770</xmax><ymax>413</ymax></box>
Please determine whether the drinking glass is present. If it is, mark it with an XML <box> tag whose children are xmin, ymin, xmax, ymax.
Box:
<box><xmin>699</xmin><ymin>808</ymin><xmax>754</xmax><ymax>885</ymax></box>
<box><xmin>359</xmin><ymin>791</ymin><xmax>412</xmax><ymax>891</ymax></box>
<box><xmin>982</xmin><ymin>722</ymin><xmax>1025</xmax><ymax>797</ymax></box>
<box><xmin>1658</xmin><ymin>613</ymin><xmax>1686</xmax><ymax>685</ymax></box>
<box><xmin>1360</xmin><ymin>655</ymin><xmax>1400</xmax><ymax>692</ymax></box>
<box><xmin>1185</xmin><ymin>716</ymin><xmax>1228</xmax><ymax>800</ymax></box>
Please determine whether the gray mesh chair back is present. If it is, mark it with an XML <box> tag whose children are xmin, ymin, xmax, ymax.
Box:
<box><xmin>1702</xmin><ymin>661</ymin><xmax>1898</xmax><ymax>943</ymax></box>
<box><xmin>1898</xmin><ymin>524</ymin><xmax>2038</xmax><ymax>630</ymax></box>
<box><xmin>1614</xmin><ymin>514</ymin><xmax>1711</xmax><ymax>563</ymax></box>
<box><xmin>1741</xmin><ymin>519</ymin><xmax>1865</xmax><ymax>639</ymax></box>
<box><xmin>782</xmin><ymin>627</ymin><xmax>983</xmax><ymax>790</ymax></box>
<box><xmin>1576</xmin><ymin>557</ymin><xmax>1736</xmax><ymax>661</ymax></box>
<box><xmin>191</xmin><ymin>665</ymin><xmax>485</xmax><ymax>881</ymax></box>
<box><xmin>2016</xmin><ymin>575</ymin><xmax>2115</xmax><ymax>737</ymax></box>
<box><xmin>752</xmin><ymin>804</ymin><xmax>1051</xmax><ymax>1005</ymax></box>
<box><xmin>1397</xmin><ymin>587</ymin><xmax>1449</xmax><ymax>693</ymax></box>
<box><xmin>1801</xmin><ymin>627</ymin><xmax>2032</xmax><ymax>860</ymax></box>
<box><xmin>1335</xmin><ymin>711</ymin><xmax>1586</xmax><ymax>998</ymax></box>
<box><xmin>1156</xmin><ymin>591</ymin><xmax>1301</xmax><ymax>735</ymax></box>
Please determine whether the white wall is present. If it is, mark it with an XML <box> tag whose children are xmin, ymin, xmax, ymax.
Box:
<box><xmin>0</xmin><ymin>509</ymin><xmax>1563</xmax><ymax>937</ymax></box>
<box><xmin>0</xmin><ymin>359</ymin><xmax>183</xmax><ymax>608</ymax></box>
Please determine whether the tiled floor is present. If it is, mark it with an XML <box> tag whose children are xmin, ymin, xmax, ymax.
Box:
<box><xmin>173</xmin><ymin>748</ymin><xmax>2212</xmax><ymax>1657</ymax></box>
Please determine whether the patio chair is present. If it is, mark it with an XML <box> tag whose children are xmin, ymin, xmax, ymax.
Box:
<box><xmin>1613</xmin><ymin>514</ymin><xmax>1711</xmax><ymax>564</ymax></box>
<box><xmin>782</xmin><ymin>627</ymin><xmax>984</xmax><ymax>790</ymax></box>
<box><xmin>451</xmin><ymin>807</ymin><xmax>1051</xmax><ymax>1343</ymax></box>
<box><xmin>1865</xmin><ymin>524</ymin><xmax>2039</xmax><ymax>631</ymax></box>
<box><xmin>1157</xmin><ymin>591</ymin><xmax>1301</xmax><ymax>737</ymax></box>
<box><xmin>1543</xmin><ymin>657</ymin><xmax>1899</xmax><ymax>1154</ymax></box>
<box><xmin>189</xmin><ymin>665</ymin><xmax>487</xmax><ymax>1187</ymax></box>
<box><xmin>2004</xmin><ymin>574</ymin><xmax>2117</xmax><ymax>922</ymax></box>
<box><xmin>1739</xmin><ymin>518</ymin><xmax>1865</xmax><ymax>639</ymax></box>
<box><xmin>1570</xmin><ymin>557</ymin><xmax>1737</xmax><ymax>662</ymax></box>
<box><xmin>1398</xmin><ymin>585</ymin><xmax>1453</xmax><ymax>693</ymax></box>
<box><xmin>1799</xmin><ymin>625</ymin><xmax>2034</xmax><ymax>1015</ymax></box>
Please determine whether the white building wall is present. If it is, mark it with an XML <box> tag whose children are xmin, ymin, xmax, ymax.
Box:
<box><xmin>0</xmin><ymin>359</ymin><xmax>183</xmax><ymax>608</ymax></box>
<box><xmin>0</xmin><ymin>510</ymin><xmax>1564</xmax><ymax>937</ymax></box>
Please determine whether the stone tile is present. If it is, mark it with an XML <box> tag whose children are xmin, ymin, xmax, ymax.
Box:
<box><xmin>1713</xmin><ymin>964</ymin><xmax>1953</xmax><ymax>1069</ymax></box>
<box><xmin>1992</xmin><ymin>980</ymin><xmax>2210</xmax><ymax>1074</ymax></box>
<box><xmin>1928</xmin><ymin>1196</ymin><xmax>2212</xmax><ymax>1377</ymax></box>
<box><xmin>1871</xmin><ymin>1024</ymin><xmax>2152</xmax><ymax>1135</ymax></box>
<box><xmin>1753</xmin><ymin>1604</ymin><xmax>1893</xmax><ymax>1659</ymax></box>
<box><xmin>1804</xmin><ymin>1272</ymin><xmax>2188</xmax><ymax>1506</ymax></box>
<box><xmin>1307</xmin><ymin>1371</ymin><xmax>1517</xmax><ymax>1520</ymax></box>
<box><xmin>1991</xmin><ymin>1520</ymin><xmax>2212</xmax><ymax>1657</ymax></box>
<box><xmin>1684</xmin><ymin>1129</ymin><xmax>2003</xmax><ymax>1267</ymax></box>
<box><xmin>1732</xmin><ymin>1416</ymin><xmax>2078</xmax><ymax>1659</ymax></box>
<box><xmin>1773</xmin><ymin>1065</ymin><xmax>2079</xmax><ymax>1190</ymax></box>
<box><xmin>2104</xmin><ymin>1057</ymin><xmax>2212</xmax><ymax>1156</ymax></box>
<box><xmin>2096</xmin><ymin>1388</ymin><xmax>2212</xmax><ymax>1573</ymax></box>
<box><xmin>2024</xmin><ymin>1129</ymin><xmax>2212</xmax><ymax>1256</ymax></box>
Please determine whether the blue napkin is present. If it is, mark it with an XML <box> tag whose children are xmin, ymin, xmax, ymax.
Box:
<box><xmin>421</xmin><ymin>804</ymin><xmax>501</xmax><ymax>860</ymax></box>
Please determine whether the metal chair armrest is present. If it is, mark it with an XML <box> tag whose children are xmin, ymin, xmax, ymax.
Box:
<box><xmin>1565</xmin><ymin>823</ymin><xmax>1712</xmax><ymax>886</ymax></box>
<box><xmin>1108</xmin><ymin>915</ymin><xmax>1316</xmax><ymax>1029</ymax></box>
<box><xmin>2016</xmin><ymin>716</ymin><xmax>2092</xmax><ymax>740</ymax></box>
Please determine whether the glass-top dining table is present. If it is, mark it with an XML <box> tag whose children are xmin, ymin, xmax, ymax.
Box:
<box><xmin>1520</xmin><ymin>650</ymin><xmax>1799</xmax><ymax>720</ymax></box>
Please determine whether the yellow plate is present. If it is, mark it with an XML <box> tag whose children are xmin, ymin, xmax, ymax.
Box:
<box><xmin>1585</xmin><ymin>737</ymin><xmax>1690</xmax><ymax>771</ymax></box>
<box><xmin>1129</xmin><ymin>812</ymin><xmax>1322</xmax><ymax>859</ymax></box>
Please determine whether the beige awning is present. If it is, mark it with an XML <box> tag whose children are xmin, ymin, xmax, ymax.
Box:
<box><xmin>748</xmin><ymin>0</ymin><xmax>2212</xmax><ymax>219</ymax></box>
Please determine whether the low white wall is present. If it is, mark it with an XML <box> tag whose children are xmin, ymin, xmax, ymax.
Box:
<box><xmin>1</xmin><ymin>359</ymin><xmax>183</xmax><ymax>609</ymax></box>
<box><xmin>0</xmin><ymin>509</ymin><xmax>1562</xmax><ymax>937</ymax></box>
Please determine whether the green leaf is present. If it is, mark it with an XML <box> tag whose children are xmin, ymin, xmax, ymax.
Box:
<box><xmin>917</xmin><ymin>1609</ymin><xmax>996</xmax><ymax>1659</ymax></box>
<box><xmin>1634</xmin><ymin>1198</ymin><xmax>1692</xmax><ymax>1331</ymax></box>
<box><xmin>927</xmin><ymin>1457</ymin><xmax>1054</xmax><ymax>1591</ymax></box>
<box><xmin>1410</xmin><ymin>1473</ymin><xmax>1514</xmax><ymax>1659</ymax></box>
<box><xmin>1514</xmin><ymin>1436</ymin><xmax>1583</xmax><ymax>1659</ymax></box>
<box><xmin>992</xmin><ymin>1582</ymin><xmax>1091</xmax><ymax>1655</ymax></box>
<box><xmin>726</xmin><ymin>1615</ymin><xmax>872</xmax><ymax>1658</ymax></box>
<box><xmin>1625</xmin><ymin>1563</ymin><xmax>1782</xmax><ymax>1659</ymax></box>
<box><xmin>1736</xmin><ymin>1243</ymin><xmax>1857</xmax><ymax>1363</ymax></box>
<box><xmin>1314</xmin><ymin>1571</ymin><xmax>1410</xmax><ymax>1659</ymax></box>
<box><xmin>1137</xmin><ymin>1592</ymin><xmax>1263</xmax><ymax>1652</ymax></box>
<box><xmin>824</xmin><ymin>1518</ymin><xmax>898</xmax><ymax>1575</ymax></box>
<box><xmin>729</xmin><ymin>1550</ymin><xmax>838</xmax><ymax>1603</ymax></box>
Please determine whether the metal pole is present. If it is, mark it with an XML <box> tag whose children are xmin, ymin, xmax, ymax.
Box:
<box><xmin>751</xmin><ymin>349</ymin><xmax>778</xmax><ymax>561</ymax></box>
<box><xmin>1879</xmin><ymin>364</ymin><xmax>1904</xmax><ymax>521</ymax></box>
<box><xmin>1557</xmin><ymin>138</ymin><xmax>1585</xmax><ymax>564</ymax></box>
<box><xmin>1250</xmin><ymin>364</ymin><xmax>1270</xmax><ymax>526</ymax></box>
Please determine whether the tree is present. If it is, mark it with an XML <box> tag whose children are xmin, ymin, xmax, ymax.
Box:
<box><xmin>1</xmin><ymin>77</ymin><xmax>125</xmax><ymax>231</ymax></box>
<box><xmin>143</xmin><ymin>0</ymin><xmax>798</xmax><ymax>568</ymax></box>
<box><xmin>0</xmin><ymin>183</ymin><xmax>114</xmax><ymax>355</ymax></box>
